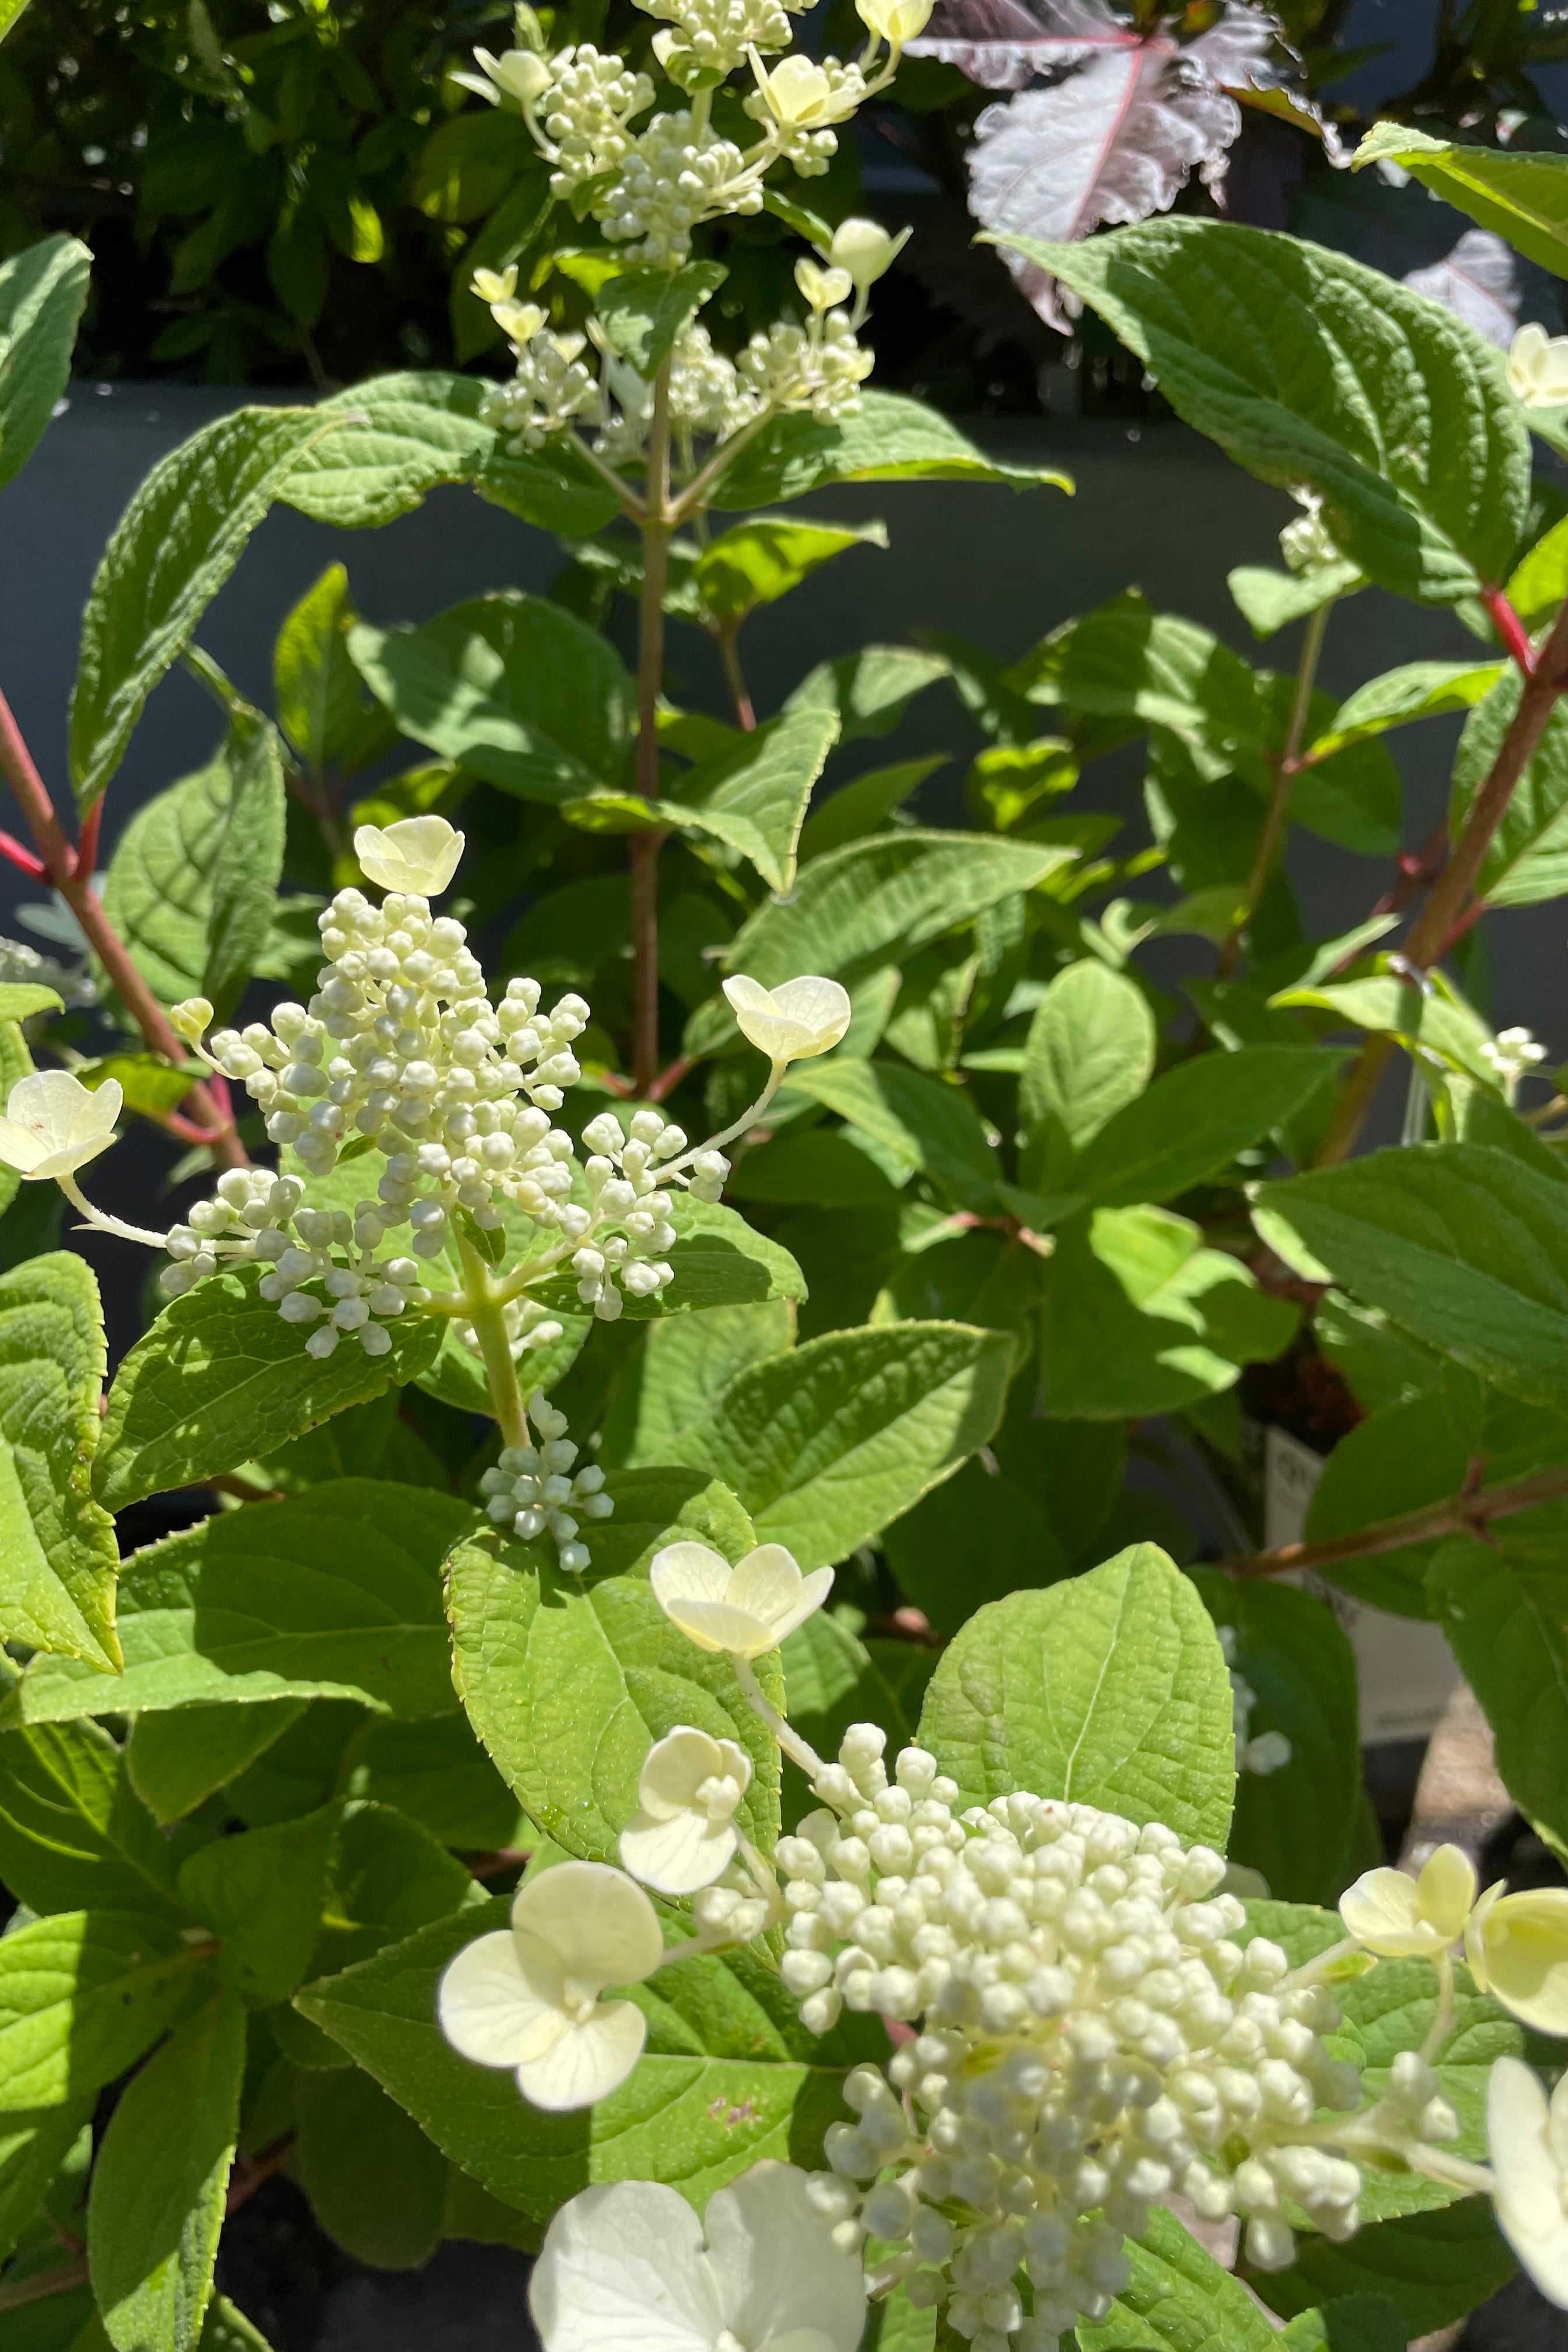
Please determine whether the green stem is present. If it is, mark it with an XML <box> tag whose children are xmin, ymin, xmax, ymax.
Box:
<box><xmin>1422</xmin><ymin>1951</ymin><xmax>1457</xmax><ymax>2064</ymax></box>
<box><xmin>1217</xmin><ymin>598</ymin><xmax>1332</xmax><ymax>979</ymax></box>
<box><xmin>732</xmin><ymin>1653</ymin><xmax>824</xmax><ymax>1780</ymax></box>
<box><xmin>631</xmin><ymin>359</ymin><xmax>674</xmax><ymax>1098</ymax></box>
<box><xmin>456</xmin><ymin>1228</ymin><xmax>527</xmax><ymax>1450</ymax></box>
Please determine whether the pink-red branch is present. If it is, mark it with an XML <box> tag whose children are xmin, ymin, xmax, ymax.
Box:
<box><xmin>1482</xmin><ymin>587</ymin><xmax>1536</xmax><ymax>678</ymax></box>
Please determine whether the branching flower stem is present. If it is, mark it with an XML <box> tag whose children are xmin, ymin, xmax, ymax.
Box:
<box><xmin>0</xmin><ymin>688</ymin><xmax>246</xmax><ymax>1169</ymax></box>
<box><xmin>1217</xmin><ymin>598</ymin><xmax>1333</xmax><ymax>979</ymax></box>
<box><xmin>1218</xmin><ymin>1459</ymin><xmax>1568</xmax><ymax>1580</ymax></box>
<box><xmin>631</xmin><ymin>359</ymin><xmax>676</xmax><ymax>1097</ymax></box>
<box><xmin>456</xmin><ymin>1226</ymin><xmax>529</xmax><ymax>1450</ymax></box>
<box><xmin>732</xmin><ymin>1653</ymin><xmax>825</xmax><ymax>1779</ymax></box>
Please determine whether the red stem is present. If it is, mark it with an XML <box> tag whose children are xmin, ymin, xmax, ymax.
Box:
<box><xmin>0</xmin><ymin>831</ymin><xmax>46</xmax><ymax>881</ymax></box>
<box><xmin>1482</xmin><ymin>587</ymin><xmax>1536</xmax><ymax>677</ymax></box>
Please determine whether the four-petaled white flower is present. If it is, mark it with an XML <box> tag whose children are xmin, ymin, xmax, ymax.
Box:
<box><xmin>828</xmin><ymin>217</ymin><xmax>911</xmax><ymax>290</ymax></box>
<box><xmin>530</xmin><ymin>2164</ymin><xmax>866</xmax><ymax>2352</ymax></box>
<box><xmin>1467</xmin><ymin>1882</ymin><xmax>1568</xmax><ymax>2035</ymax></box>
<box><xmin>1339</xmin><ymin>1843</ymin><xmax>1477</xmax><ymax>1960</ymax></box>
<box><xmin>354</xmin><ymin>815</ymin><xmax>466</xmax><ymax>897</ymax></box>
<box><xmin>438</xmin><ymin>1859</ymin><xmax>662</xmax><ymax>2110</ymax></box>
<box><xmin>0</xmin><ymin>1071</ymin><xmax>122</xmax><ymax>1181</ymax></box>
<box><xmin>1508</xmin><ymin>323</ymin><xmax>1568</xmax><ymax>410</ymax></box>
<box><xmin>722</xmin><ymin>974</ymin><xmax>851</xmax><ymax>1065</ymax></box>
<box><xmin>620</xmin><ymin>1727</ymin><xmax>752</xmax><ymax>1894</ymax></box>
<box><xmin>855</xmin><ymin>0</ymin><xmax>933</xmax><ymax>46</ymax></box>
<box><xmin>1488</xmin><ymin>2056</ymin><xmax>1568</xmax><ymax>2309</ymax></box>
<box><xmin>651</xmin><ymin>1541</ymin><xmax>833</xmax><ymax>1658</ymax></box>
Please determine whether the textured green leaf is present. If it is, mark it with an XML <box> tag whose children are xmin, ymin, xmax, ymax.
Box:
<box><xmin>1228</xmin><ymin>558</ymin><xmax>1364</xmax><ymax>640</ymax></box>
<box><xmin>1429</xmin><ymin>1513</ymin><xmax>1568</xmax><ymax>1850</ymax></box>
<box><xmin>1278</xmin><ymin>2298</ymin><xmax>1409</xmax><ymax>2352</ymax></box>
<box><xmin>668</xmin><ymin>704</ymin><xmax>838</xmax><ymax>893</ymax></box>
<box><xmin>1039</xmin><ymin>1205</ymin><xmax>1298</xmax><ymax>1419</ymax></box>
<box><xmin>599</xmin><ymin>1300</ymin><xmax>796</xmax><ymax>1471</ymax></box>
<box><xmin>1252</xmin><ymin>2197</ymin><xmax>1515</xmax><ymax>2338</ymax></box>
<box><xmin>4</xmin><ymin>1483</ymin><xmax>473</xmax><ymax>1727</ymax></box>
<box><xmin>673</xmin><ymin>1322</ymin><xmax>1012</xmax><ymax>1567</ymax></box>
<box><xmin>1451</xmin><ymin>669</ymin><xmax>1568</xmax><ymax>907</ymax></box>
<box><xmin>597</xmin><ymin>262</ymin><xmax>725</xmax><ymax>375</ymax></box>
<box><xmin>1074</xmin><ymin>1046</ymin><xmax>1345</xmax><ymax>1207</ymax></box>
<box><xmin>0</xmin><ymin>1254</ymin><xmax>119</xmax><ymax>1674</ymax></box>
<box><xmin>296</xmin><ymin>1899</ymin><xmax>862</xmax><ymax>2217</ymax></box>
<box><xmin>918</xmin><ymin>1544</ymin><xmax>1235</xmax><ymax>1845</ymax></box>
<box><xmin>790</xmin><ymin>1059</ymin><xmax>999</xmax><ymax>1205</ymax></box>
<box><xmin>446</xmin><ymin>1466</ymin><xmax>778</xmax><ymax>1867</ymax></box>
<box><xmin>0</xmin><ymin>236</ymin><xmax>90</xmax><ymax>495</ymax></box>
<box><xmin>780</xmin><ymin>1613</ymin><xmax>936</xmax><ymax>1773</ymax></box>
<box><xmin>88</xmin><ymin>1993</ymin><xmax>242</xmax><ymax>2352</ymax></box>
<box><xmin>316</xmin><ymin>1801</ymin><xmax>480</xmax><ymax>1976</ymax></box>
<box><xmin>1006</xmin><ymin>218</ymin><xmax>1529</xmax><ymax>605</ymax></box>
<box><xmin>1079</xmin><ymin>2204</ymin><xmax>1275</xmax><ymax>2351</ymax></box>
<box><xmin>1305</xmin><ymin>660</ymin><xmax>1503</xmax><ymax>758</ymax></box>
<box><xmin>349</xmin><ymin>594</ymin><xmax>632</xmax><ymax>803</ymax></box>
<box><xmin>712</xmin><ymin>390</ymin><xmax>1070</xmax><ymax>508</ymax></box>
<box><xmin>1254</xmin><ymin>1143</ymin><xmax>1568</xmax><ymax>1408</ymax></box>
<box><xmin>0</xmin><ymin>1721</ymin><xmax>187</xmax><ymax>1917</ymax></box>
<box><xmin>126</xmin><ymin>1703</ymin><xmax>307</xmax><ymax>1828</ymax></box>
<box><xmin>694</xmin><ymin>516</ymin><xmax>887</xmax><ymax>628</ymax></box>
<box><xmin>344</xmin><ymin>1718</ymin><xmax>523</xmax><ymax>1855</ymax></box>
<box><xmin>201</xmin><ymin>714</ymin><xmax>286</xmax><ymax>1023</ymax></box>
<box><xmin>786</xmin><ymin>646</ymin><xmax>949</xmax><ymax>746</ymax></box>
<box><xmin>1273</xmin><ymin>970</ymin><xmax>1499</xmax><ymax>1086</ymax></box>
<box><xmin>178</xmin><ymin>1809</ymin><xmax>338</xmax><ymax>2007</ymax></box>
<box><xmin>0</xmin><ymin>984</ymin><xmax>60</xmax><ymax>1026</ymax></box>
<box><xmin>92</xmin><ymin>1265</ymin><xmax>444</xmax><ymax>1512</ymax></box>
<box><xmin>1354</xmin><ymin>122</ymin><xmax>1568</xmax><ymax>279</ymax></box>
<box><xmin>796</xmin><ymin>759</ymin><xmax>943</xmax><ymax>863</ymax></box>
<box><xmin>272</xmin><ymin>564</ymin><xmax>394</xmax><ymax>778</ymax></box>
<box><xmin>295</xmin><ymin>2066</ymin><xmax>447</xmax><ymax>2269</ymax></box>
<box><xmin>0</xmin><ymin>1911</ymin><xmax>203</xmax><ymax>2108</ymax></box>
<box><xmin>720</xmin><ymin>831</ymin><xmax>1073</xmax><ymax>991</ymax></box>
<box><xmin>526</xmin><ymin>1194</ymin><xmax>805</xmax><ymax>1325</ymax></box>
<box><xmin>883</xmin><ymin>1454</ymin><xmax>1066</xmax><ymax>1636</ymax></box>
<box><xmin>1019</xmin><ymin>958</ymin><xmax>1155</xmax><ymax>1190</ymax></box>
<box><xmin>69</xmin><ymin>407</ymin><xmax>339</xmax><ymax>811</ymax></box>
<box><xmin>0</xmin><ymin>2102</ymin><xmax>93</xmax><ymax>2266</ymax></box>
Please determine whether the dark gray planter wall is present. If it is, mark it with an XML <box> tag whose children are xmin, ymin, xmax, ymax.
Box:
<box><xmin>2</xmin><ymin>382</ymin><xmax>1559</xmax><ymax>1046</ymax></box>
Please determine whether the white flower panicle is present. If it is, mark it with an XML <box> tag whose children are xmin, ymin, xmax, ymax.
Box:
<box><xmin>479</xmin><ymin>1391</ymin><xmax>613</xmax><ymax>1573</ymax></box>
<box><xmin>1482</xmin><ymin>1023</ymin><xmax>1549</xmax><ymax>1093</ymax></box>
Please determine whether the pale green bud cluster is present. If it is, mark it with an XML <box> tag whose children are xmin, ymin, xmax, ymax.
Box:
<box><xmin>478</xmin><ymin>1392</ymin><xmax>614</xmax><ymax>1572</ymax></box>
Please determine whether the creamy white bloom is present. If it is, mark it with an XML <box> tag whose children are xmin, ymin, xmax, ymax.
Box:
<box><xmin>1489</xmin><ymin>2056</ymin><xmax>1568</xmax><ymax>2308</ymax></box>
<box><xmin>0</xmin><ymin>1071</ymin><xmax>121</xmax><ymax>1181</ymax></box>
<box><xmin>170</xmin><ymin>996</ymin><xmax>214</xmax><ymax>1043</ymax></box>
<box><xmin>530</xmin><ymin>2164</ymin><xmax>865</xmax><ymax>2352</ymax></box>
<box><xmin>1509</xmin><ymin>322</ymin><xmax>1568</xmax><ymax>409</ymax></box>
<box><xmin>855</xmin><ymin>0</ymin><xmax>933</xmax><ymax>44</ymax></box>
<box><xmin>722</xmin><ymin>974</ymin><xmax>851</xmax><ymax>1064</ymax></box>
<box><xmin>354</xmin><ymin>816</ymin><xmax>466</xmax><ymax>897</ymax></box>
<box><xmin>1339</xmin><ymin>1844</ymin><xmax>1476</xmax><ymax>1960</ymax></box>
<box><xmin>795</xmin><ymin>257</ymin><xmax>852</xmax><ymax>312</ymax></box>
<box><xmin>751</xmin><ymin>52</ymin><xmax>857</xmax><ymax>127</ymax></box>
<box><xmin>828</xmin><ymin>216</ymin><xmax>910</xmax><ymax>289</ymax></box>
<box><xmin>1467</xmin><ymin>1882</ymin><xmax>1568</xmax><ymax>2035</ymax></box>
<box><xmin>438</xmin><ymin>1859</ymin><xmax>662</xmax><ymax>2110</ymax></box>
<box><xmin>620</xmin><ymin>1727</ymin><xmax>752</xmax><ymax>1894</ymax></box>
<box><xmin>477</xmin><ymin>44</ymin><xmax>552</xmax><ymax>103</ymax></box>
<box><xmin>650</xmin><ymin>1540</ymin><xmax>833</xmax><ymax>1658</ymax></box>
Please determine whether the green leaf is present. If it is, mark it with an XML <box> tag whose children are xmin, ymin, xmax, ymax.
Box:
<box><xmin>92</xmin><ymin>1265</ymin><xmax>443</xmax><ymax>1513</ymax></box>
<box><xmin>272</xmin><ymin>564</ymin><xmax>393</xmax><ymax>779</ymax></box>
<box><xmin>673</xmin><ymin>1322</ymin><xmax>1012</xmax><ymax>1567</ymax></box>
<box><xmin>349</xmin><ymin>594</ymin><xmax>632</xmax><ymax>802</ymax></box>
<box><xmin>1003</xmin><ymin>219</ymin><xmax>1529</xmax><ymax>606</ymax></box>
<box><xmin>69</xmin><ymin>407</ymin><xmax>342</xmax><ymax>813</ymax></box>
<box><xmin>694</xmin><ymin>516</ymin><xmax>888</xmax><ymax>628</ymax></box>
<box><xmin>1073</xmin><ymin>1046</ymin><xmax>1346</xmax><ymax>1207</ymax></box>
<box><xmin>316</xmin><ymin>1801</ymin><xmax>479</xmax><ymax>1975</ymax></box>
<box><xmin>1228</xmin><ymin>558</ymin><xmax>1364</xmax><ymax>640</ymax></box>
<box><xmin>1253</xmin><ymin>1143</ymin><xmax>1568</xmax><ymax>1408</ymax></box>
<box><xmin>4</xmin><ymin>1483</ymin><xmax>473</xmax><ymax>1728</ymax></box>
<box><xmin>719</xmin><ymin>831</ymin><xmax>1074</xmax><ymax>991</ymax></box>
<box><xmin>295</xmin><ymin>2066</ymin><xmax>447</xmax><ymax>2269</ymax></box>
<box><xmin>726</xmin><ymin>1127</ymin><xmax>905</xmax><ymax>1212</ymax></box>
<box><xmin>201</xmin><ymin>713</ymin><xmax>286</xmax><ymax>1024</ymax></box>
<box><xmin>1188</xmin><ymin>1573</ymin><xmax>1359</xmax><ymax>1902</ymax></box>
<box><xmin>1252</xmin><ymin>2197</ymin><xmax>1515</xmax><ymax>2339</ymax></box>
<box><xmin>0</xmin><ymin>237</ymin><xmax>90</xmax><ymax>495</ymax></box>
<box><xmin>1039</xmin><ymin>1205</ymin><xmax>1298</xmax><ymax>1419</ymax></box>
<box><xmin>344</xmin><ymin>1718</ymin><xmax>523</xmax><ymax>1854</ymax></box>
<box><xmin>1019</xmin><ymin>960</ymin><xmax>1155</xmax><ymax>1189</ymax></box>
<box><xmin>87</xmin><ymin>1993</ymin><xmax>242</xmax><ymax>2352</ymax></box>
<box><xmin>1079</xmin><ymin>2204</ymin><xmax>1276</xmax><ymax>2350</ymax></box>
<box><xmin>0</xmin><ymin>2104</ymin><xmax>93</xmax><ymax>2266</ymax></box>
<box><xmin>1272</xmin><ymin>970</ymin><xmax>1500</xmax><ymax>1086</ymax></box>
<box><xmin>1354</xmin><ymin>122</ymin><xmax>1568</xmax><ymax>280</ymax></box>
<box><xmin>1278</xmin><ymin>2298</ymin><xmax>1409</xmax><ymax>2352</ymax></box>
<box><xmin>525</xmin><ymin>1194</ymin><xmax>805</xmax><ymax>1325</ymax></box>
<box><xmin>781</xmin><ymin>1612</ymin><xmax>936</xmax><ymax>1772</ymax></box>
<box><xmin>1506</xmin><ymin>511</ymin><xmax>1568</xmax><ymax>626</ymax></box>
<box><xmin>596</xmin><ymin>262</ymin><xmax>725</xmax><ymax>374</ymax></box>
<box><xmin>297</xmin><ymin>1899</ymin><xmax>863</xmax><ymax>2218</ymax></box>
<box><xmin>1304</xmin><ymin>660</ymin><xmax>1503</xmax><ymax>759</ymax></box>
<box><xmin>0</xmin><ymin>1254</ymin><xmax>119</xmax><ymax>1675</ymax></box>
<box><xmin>668</xmin><ymin>704</ymin><xmax>839</xmax><ymax>892</ymax></box>
<box><xmin>446</xmin><ymin>1466</ymin><xmax>779</xmax><ymax>1868</ymax></box>
<box><xmin>796</xmin><ymin>758</ymin><xmax>944</xmax><ymax>862</ymax></box>
<box><xmin>918</xmin><ymin>1544</ymin><xmax>1236</xmax><ymax>1845</ymax></box>
<box><xmin>178</xmin><ymin>1808</ymin><xmax>338</xmax><ymax>2007</ymax></box>
<box><xmin>0</xmin><ymin>985</ymin><xmax>61</xmax><ymax>1026</ymax></box>
<box><xmin>599</xmin><ymin>1300</ymin><xmax>796</xmax><ymax>1471</ymax></box>
<box><xmin>712</xmin><ymin>390</ymin><xmax>1071</xmax><ymax>509</ymax></box>
<box><xmin>1429</xmin><ymin>1512</ymin><xmax>1568</xmax><ymax>1850</ymax></box>
<box><xmin>0</xmin><ymin>1911</ymin><xmax>204</xmax><ymax>2108</ymax></box>
<box><xmin>1451</xmin><ymin>668</ymin><xmax>1568</xmax><ymax>907</ymax></box>
<box><xmin>126</xmin><ymin>1703</ymin><xmax>306</xmax><ymax>1828</ymax></box>
<box><xmin>883</xmin><ymin>1454</ymin><xmax>1065</xmax><ymax>1636</ymax></box>
<box><xmin>789</xmin><ymin>1059</ymin><xmax>999</xmax><ymax>1206</ymax></box>
<box><xmin>0</xmin><ymin>1721</ymin><xmax>188</xmax><ymax>1917</ymax></box>
<box><xmin>786</xmin><ymin>645</ymin><xmax>949</xmax><ymax>745</ymax></box>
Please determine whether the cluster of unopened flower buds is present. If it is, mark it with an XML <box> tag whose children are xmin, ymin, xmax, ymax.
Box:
<box><xmin>477</xmin><ymin>1392</ymin><xmax>614</xmax><ymax>1572</ymax></box>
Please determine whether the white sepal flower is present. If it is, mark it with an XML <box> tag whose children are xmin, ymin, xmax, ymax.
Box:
<box><xmin>1339</xmin><ymin>1844</ymin><xmax>1476</xmax><ymax>1960</ymax></box>
<box><xmin>1466</xmin><ymin>1882</ymin><xmax>1568</xmax><ymax>2035</ymax></box>
<box><xmin>722</xmin><ymin>974</ymin><xmax>850</xmax><ymax>1064</ymax></box>
<box><xmin>477</xmin><ymin>44</ymin><xmax>552</xmax><ymax>103</ymax></box>
<box><xmin>750</xmin><ymin>52</ymin><xmax>856</xmax><ymax>127</ymax></box>
<box><xmin>650</xmin><ymin>1541</ymin><xmax>833</xmax><ymax>1658</ymax></box>
<box><xmin>170</xmin><ymin>996</ymin><xmax>214</xmax><ymax>1043</ymax></box>
<box><xmin>1508</xmin><ymin>322</ymin><xmax>1568</xmax><ymax>409</ymax></box>
<box><xmin>530</xmin><ymin>2163</ymin><xmax>866</xmax><ymax>2352</ymax></box>
<box><xmin>795</xmin><ymin>257</ymin><xmax>853</xmax><ymax>312</ymax></box>
<box><xmin>0</xmin><ymin>1071</ymin><xmax>121</xmax><ymax>1180</ymax></box>
<box><xmin>1488</xmin><ymin>2056</ymin><xmax>1568</xmax><ymax>2308</ymax></box>
<box><xmin>855</xmin><ymin>0</ymin><xmax>933</xmax><ymax>46</ymax></box>
<box><xmin>620</xmin><ymin>1727</ymin><xmax>752</xmax><ymax>1894</ymax></box>
<box><xmin>354</xmin><ymin>815</ymin><xmax>465</xmax><ymax>897</ymax></box>
<box><xmin>437</xmin><ymin>1859</ymin><xmax>663</xmax><ymax>2110</ymax></box>
<box><xmin>828</xmin><ymin>216</ymin><xmax>910</xmax><ymax>289</ymax></box>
